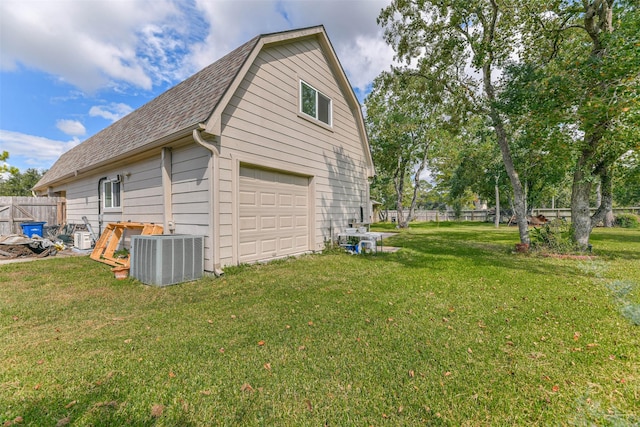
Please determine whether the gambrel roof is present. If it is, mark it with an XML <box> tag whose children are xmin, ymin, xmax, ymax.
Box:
<box><xmin>36</xmin><ymin>25</ymin><xmax>373</xmax><ymax>191</ymax></box>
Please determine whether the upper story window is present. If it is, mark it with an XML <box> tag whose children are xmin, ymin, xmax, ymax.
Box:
<box><xmin>103</xmin><ymin>178</ymin><xmax>121</xmax><ymax>209</ymax></box>
<box><xmin>300</xmin><ymin>80</ymin><xmax>332</xmax><ymax>126</ymax></box>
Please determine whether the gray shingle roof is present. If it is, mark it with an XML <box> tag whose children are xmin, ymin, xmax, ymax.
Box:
<box><xmin>36</xmin><ymin>34</ymin><xmax>261</xmax><ymax>189</ymax></box>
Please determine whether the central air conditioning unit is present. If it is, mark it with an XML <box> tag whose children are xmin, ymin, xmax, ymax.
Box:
<box><xmin>74</xmin><ymin>232</ymin><xmax>93</xmax><ymax>250</ymax></box>
<box><xmin>130</xmin><ymin>235</ymin><xmax>204</xmax><ymax>286</ymax></box>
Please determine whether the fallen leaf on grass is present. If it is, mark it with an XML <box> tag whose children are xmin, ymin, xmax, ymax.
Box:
<box><xmin>169</xmin><ymin>371</ymin><xmax>176</xmax><ymax>378</ymax></box>
<box><xmin>305</xmin><ymin>399</ymin><xmax>313</xmax><ymax>412</ymax></box>
<box><xmin>587</xmin><ymin>343</ymin><xmax>598</xmax><ymax>349</ymax></box>
<box><xmin>241</xmin><ymin>383</ymin><xmax>254</xmax><ymax>393</ymax></box>
<box><xmin>408</xmin><ymin>370</ymin><xmax>415</xmax><ymax>378</ymax></box>
<box><xmin>444</xmin><ymin>371</ymin><xmax>452</xmax><ymax>377</ymax></box>
<box><xmin>258</xmin><ymin>340</ymin><xmax>265</xmax><ymax>346</ymax></box>
<box><xmin>467</xmin><ymin>348</ymin><xmax>473</xmax><ymax>354</ymax></box>
<box><xmin>12</xmin><ymin>316</ymin><xmax>19</xmax><ymax>321</ymax></box>
<box><xmin>219</xmin><ymin>348</ymin><xmax>225</xmax><ymax>353</ymax></box>
<box><xmin>552</xmin><ymin>385</ymin><xmax>560</xmax><ymax>392</ymax></box>
<box><xmin>200</xmin><ymin>390</ymin><xmax>212</xmax><ymax>395</ymax></box>
<box><xmin>37</xmin><ymin>360</ymin><xmax>44</xmax><ymax>365</ymax></box>
<box><xmin>124</xmin><ymin>339</ymin><xmax>132</xmax><ymax>344</ymax></box>
<box><xmin>264</xmin><ymin>363</ymin><xmax>271</xmax><ymax>371</ymax></box>
<box><xmin>56</xmin><ymin>417</ymin><xmax>70</xmax><ymax>427</ymax></box>
<box><xmin>308</xmin><ymin>321</ymin><xmax>314</xmax><ymax>326</ymax></box>
<box><xmin>573</xmin><ymin>332</ymin><xmax>581</xmax><ymax>341</ymax></box>
<box><xmin>34</xmin><ymin>384</ymin><xmax>41</xmax><ymax>390</ymax></box>
<box><xmin>298</xmin><ymin>345</ymin><xmax>306</xmax><ymax>351</ymax></box>
<box><xmin>151</xmin><ymin>404</ymin><xmax>164</xmax><ymax>418</ymax></box>
<box><xmin>65</xmin><ymin>400</ymin><xmax>77</xmax><ymax>409</ymax></box>
<box><xmin>93</xmin><ymin>401</ymin><xmax>118</xmax><ymax>410</ymax></box>
<box><xmin>207</xmin><ymin>319</ymin><xmax>213</xmax><ymax>324</ymax></box>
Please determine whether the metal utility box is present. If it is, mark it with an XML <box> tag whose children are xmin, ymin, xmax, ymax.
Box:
<box><xmin>74</xmin><ymin>232</ymin><xmax>93</xmax><ymax>250</ymax></box>
<box><xmin>130</xmin><ymin>235</ymin><xmax>204</xmax><ymax>286</ymax></box>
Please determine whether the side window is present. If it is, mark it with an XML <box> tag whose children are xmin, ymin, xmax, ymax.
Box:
<box><xmin>300</xmin><ymin>80</ymin><xmax>332</xmax><ymax>126</ymax></box>
<box><xmin>103</xmin><ymin>178</ymin><xmax>121</xmax><ymax>209</ymax></box>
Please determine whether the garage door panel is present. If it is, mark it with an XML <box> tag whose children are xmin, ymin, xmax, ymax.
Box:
<box><xmin>239</xmin><ymin>216</ymin><xmax>257</xmax><ymax>231</ymax></box>
<box><xmin>261</xmin><ymin>216</ymin><xmax>277</xmax><ymax>230</ymax></box>
<box><xmin>239</xmin><ymin>241</ymin><xmax>257</xmax><ymax>258</ymax></box>
<box><xmin>296</xmin><ymin>235</ymin><xmax>308</xmax><ymax>248</ymax></box>
<box><xmin>279</xmin><ymin>216</ymin><xmax>293</xmax><ymax>228</ymax></box>
<box><xmin>261</xmin><ymin>192</ymin><xmax>276</xmax><ymax>206</ymax></box>
<box><xmin>239</xmin><ymin>190</ymin><xmax>256</xmax><ymax>205</ymax></box>
<box><xmin>239</xmin><ymin>166</ymin><xmax>310</xmax><ymax>263</ymax></box>
<box><xmin>261</xmin><ymin>239</ymin><xmax>277</xmax><ymax>253</ymax></box>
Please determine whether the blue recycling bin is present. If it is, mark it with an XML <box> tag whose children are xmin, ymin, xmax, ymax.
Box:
<box><xmin>20</xmin><ymin>222</ymin><xmax>46</xmax><ymax>238</ymax></box>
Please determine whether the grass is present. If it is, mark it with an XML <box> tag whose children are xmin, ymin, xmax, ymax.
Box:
<box><xmin>1</xmin><ymin>222</ymin><xmax>639</xmax><ymax>426</ymax></box>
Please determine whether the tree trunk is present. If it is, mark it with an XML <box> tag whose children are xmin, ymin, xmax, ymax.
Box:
<box><xmin>570</xmin><ymin>0</ymin><xmax>616</xmax><ymax>247</ymax></box>
<box><xmin>480</xmin><ymin>0</ymin><xmax>529</xmax><ymax>244</ymax></box>
<box><xmin>406</xmin><ymin>147</ymin><xmax>429</xmax><ymax>224</ymax></box>
<box><xmin>483</xmin><ymin>67</ymin><xmax>529</xmax><ymax>244</ymax></box>
<box><xmin>494</xmin><ymin>175</ymin><xmax>500</xmax><ymax>228</ymax></box>
<box><xmin>571</xmin><ymin>162</ymin><xmax>592</xmax><ymax>250</ymax></box>
<box><xmin>394</xmin><ymin>159</ymin><xmax>408</xmax><ymax>228</ymax></box>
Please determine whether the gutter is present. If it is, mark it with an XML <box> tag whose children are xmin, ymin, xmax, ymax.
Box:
<box><xmin>193</xmin><ymin>127</ymin><xmax>224</xmax><ymax>277</ymax></box>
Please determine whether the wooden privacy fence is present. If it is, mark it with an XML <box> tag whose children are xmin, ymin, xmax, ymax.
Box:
<box><xmin>381</xmin><ymin>207</ymin><xmax>640</xmax><ymax>223</ymax></box>
<box><xmin>0</xmin><ymin>197</ymin><xmax>66</xmax><ymax>235</ymax></box>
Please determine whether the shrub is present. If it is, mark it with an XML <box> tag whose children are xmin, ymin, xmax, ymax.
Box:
<box><xmin>615</xmin><ymin>213</ymin><xmax>640</xmax><ymax>228</ymax></box>
<box><xmin>530</xmin><ymin>219</ymin><xmax>579</xmax><ymax>253</ymax></box>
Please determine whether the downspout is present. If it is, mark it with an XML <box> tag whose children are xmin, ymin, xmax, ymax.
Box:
<box><xmin>193</xmin><ymin>128</ymin><xmax>223</xmax><ymax>277</ymax></box>
<box><xmin>97</xmin><ymin>176</ymin><xmax>107</xmax><ymax>236</ymax></box>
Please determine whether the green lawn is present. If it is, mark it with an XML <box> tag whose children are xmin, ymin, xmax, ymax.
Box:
<box><xmin>1</xmin><ymin>223</ymin><xmax>639</xmax><ymax>426</ymax></box>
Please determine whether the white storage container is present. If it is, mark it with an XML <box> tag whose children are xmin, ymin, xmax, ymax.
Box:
<box><xmin>74</xmin><ymin>232</ymin><xmax>93</xmax><ymax>250</ymax></box>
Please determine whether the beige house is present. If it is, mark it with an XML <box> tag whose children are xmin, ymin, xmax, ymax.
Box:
<box><xmin>35</xmin><ymin>26</ymin><xmax>374</xmax><ymax>272</ymax></box>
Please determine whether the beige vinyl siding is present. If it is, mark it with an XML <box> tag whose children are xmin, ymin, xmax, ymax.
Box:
<box><xmin>171</xmin><ymin>144</ymin><xmax>212</xmax><ymax>266</ymax></box>
<box><xmin>217</xmin><ymin>38</ymin><xmax>369</xmax><ymax>265</ymax></box>
<box><xmin>60</xmin><ymin>176</ymin><xmax>100</xmax><ymax>228</ymax></box>
<box><xmin>121</xmin><ymin>157</ymin><xmax>163</xmax><ymax>224</ymax></box>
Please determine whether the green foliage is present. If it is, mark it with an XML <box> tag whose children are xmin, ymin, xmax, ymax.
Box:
<box><xmin>0</xmin><ymin>168</ymin><xmax>45</xmax><ymax>196</ymax></box>
<box><xmin>0</xmin><ymin>151</ymin><xmax>20</xmax><ymax>177</ymax></box>
<box><xmin>613</xmin><ymin>151</ymin><xmax>640</xmax><ymax>206</ymax></box>
<box><xmin>530</xmin><ymin>219</ymin><xmax>579</xmax><ymax>253</ymax></box>
<box><xmin>365</xmin><ymin>69</ymin><xmax>462</xmax><ymax>225</ymax></box>
<box><xmin>615</xmin><ymin>213</ymin><xmax>640</xmax><ymax>228</ymax></box>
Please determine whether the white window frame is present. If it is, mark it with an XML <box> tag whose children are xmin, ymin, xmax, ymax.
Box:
<box><xmin>103</xmin><ymin>178</ymin><xmax>121</xmax><ymax>210</ymax></box>
<box><xmin>300</xmin><ymin>80</ymin><xmax>332</xmax><ymax>127</ymax></box>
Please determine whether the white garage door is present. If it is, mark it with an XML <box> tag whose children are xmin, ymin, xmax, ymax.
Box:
<box><xmin>239</xmin><ymin>166</ymin><xmax>310</xmax><ymax>263</ymax></box>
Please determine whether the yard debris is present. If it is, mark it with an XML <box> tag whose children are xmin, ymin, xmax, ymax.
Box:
<box><xmin>0</xmin><ymin>234</ymin><xmax>64</xmax><ymax>260</ymax></box>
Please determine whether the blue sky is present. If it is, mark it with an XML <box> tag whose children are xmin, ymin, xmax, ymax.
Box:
<box><xmin>0</xmin><ymin>0</ymin><xmax>394</xmax><ymax>173</ymax></box>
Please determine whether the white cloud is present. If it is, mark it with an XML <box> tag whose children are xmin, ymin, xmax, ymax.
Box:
<box><xmin>56</xmin><ymin>119</ymin><xmax>86</xmax><ymax>136</ymax></box>
<box><xmin>184</xmin><ymin>0</ymin><xmax>395</xmax><ymax>94</ymax></box>
<box><xmin>339</xmin><ymin>35</ymin><xmax>397</xmax><ymax>93</ymax></box>
<box><xmin>1</xmin><ymin>0</ymin><xmax>395</xmax><ymax>95</ymax></box>
<box><xmin>0</xmin><ymin>0</ymin><xmax>183</xmax><ymax>92</ymax></box>
<box><xmin>0</xmin><ymin>129</ymin><xmax>81</xmax><ymax>163</ymax></box>
<box><xmin>89</xmin><ymin>103</ymin><xmax>134</xmax><ymax>122</ymax></box>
